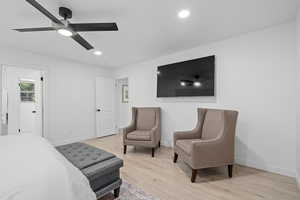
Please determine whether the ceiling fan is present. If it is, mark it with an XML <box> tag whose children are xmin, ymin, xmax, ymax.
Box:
<box><xmin>13</xmin><ymin>0</ymin><xmax>118</xmax><ymax>50</ymax></box>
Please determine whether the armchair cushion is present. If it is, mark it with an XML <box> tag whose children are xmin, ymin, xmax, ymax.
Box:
<box><xmin>176</xmin><ymin>139</ymin><xmax>202</xmax><ymax>156</ymax></box>
<box><xmin>136</xmin><ymin>109</ymin><xmax>156</xmax><ymax>130</ymax></box>
<box><xmin>127</xmin><ymin>130</ymin><xmax>151</xmax><ymax>141</ymax></box>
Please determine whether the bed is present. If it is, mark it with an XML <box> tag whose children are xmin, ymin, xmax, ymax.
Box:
<box><xmin>0</xmin><ymin>135</ymin><xmax>97</xmax><ymax>200</ymax></box>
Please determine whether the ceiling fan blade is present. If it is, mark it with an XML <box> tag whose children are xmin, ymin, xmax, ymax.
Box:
<box><xmin>71</xmin><ymin>34</ymin><xmax>94</xmax><ymax>50</ymax></box>
<box><xmin>14</xmin><ymin>27</ymin><xmax>55</xmax><ymax>32</ymax></box>
<box><xmin>25</xmin><ymin>0</ymin><xmax>62</xmax><ymax>24</ymax></box>
<box><xmin>69</xmin><ymin>23</ymin><xmax>118</xmax><ymax>32</ymax></box>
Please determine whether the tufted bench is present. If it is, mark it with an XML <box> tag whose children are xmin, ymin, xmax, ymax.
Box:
<box><xmin>56</xmin><ymin>142</ymin><xmax>123</xmax><ymax>199</ymax></box>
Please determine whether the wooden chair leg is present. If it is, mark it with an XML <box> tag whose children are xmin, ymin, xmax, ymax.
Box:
<box><xmin>228</xmin><ymin>165</ymin><xmax>233</xmax><ymax>178</ymax></box>
<box><xmin>173</xmin><ymin>153</ymin><xmax>178</xmax><ymax>163</ymax></box>
<box><xmin>123</xmin><ymin>145</ymin><xmax>127</xmax><ymax>154</ymax></box>
<box><xmin>158</xmin><ymin>141</ymin><xmax>161</xmax><ymax>148</ymax></box>
<box><xmin>152</xmin><ymin>148</ymin><xmax>155</xmax><ymax>157</ymax></box>
<box><xmin>191</xmin><ymin>169</ymin><xmax>197</xmax><ymax>183</ymax></box>
<box><xmin>114</xmin><ymin>187</ymin><xmax>120</xmax><ymax>198</ymax></box>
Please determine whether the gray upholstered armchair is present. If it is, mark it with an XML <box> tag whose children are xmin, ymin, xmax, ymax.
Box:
<box><xmin>123</xmin><ymin>107</ymin><xmax>161</xmax><ymax>157</ymax></box>
<box><xmin>173</xmin><ymin>108</ymin><xmax>238</xmax><ymax>182</ymax></box>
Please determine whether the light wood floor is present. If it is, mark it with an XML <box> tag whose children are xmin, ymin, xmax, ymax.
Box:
<box><xmin>85</xmin><ymin>134</ymin><xmax>300</xmax><ymax>200</ymax></box>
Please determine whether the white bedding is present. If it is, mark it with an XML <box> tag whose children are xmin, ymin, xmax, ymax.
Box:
<box><xmin>0</xmin><ymin>135</ymin><xmax>96</xmax><ymax>200</ymax></box>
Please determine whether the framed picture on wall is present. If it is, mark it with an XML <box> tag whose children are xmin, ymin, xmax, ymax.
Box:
<box><xmin>122</xmin><ymin>85</ymin><xmax>129</xmax><ymax>103</ymax></box>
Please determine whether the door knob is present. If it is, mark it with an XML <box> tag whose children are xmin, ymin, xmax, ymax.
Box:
<box><xmin>97</xmin><ymin>109</ymin><xmax>101</xmax><ymax>112</ymax></box>
<box><xmin>32</xmin><ymin>111</ymin><xmax>36</xmax><ymax>113</ymax></box>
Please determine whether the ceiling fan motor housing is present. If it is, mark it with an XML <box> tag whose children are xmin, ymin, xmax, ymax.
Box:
<box><xmin>59</xmin><ymin>7</ymin><xmax>72</xmax><ymax>19</ymax></box>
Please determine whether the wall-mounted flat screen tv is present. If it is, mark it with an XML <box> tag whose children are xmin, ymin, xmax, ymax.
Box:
<box><xmin>157</xmin><ymin>55</ymin><xmax>215</xmax><ymax>97</ymax></box>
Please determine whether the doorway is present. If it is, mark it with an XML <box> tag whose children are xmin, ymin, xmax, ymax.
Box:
<box><xmin>115</xmin><ymin>78</ymin><xmax>130</xmax><ymax>132</ymax></box>
<box><xmin>2</xmin><ymin>66</ymin><xmax>44</xmax><ymax>136</ymax></box>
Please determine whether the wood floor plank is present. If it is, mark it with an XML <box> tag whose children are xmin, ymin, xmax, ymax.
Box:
<box><xmin>85</xmin><ymin>134</ymin><xmax>300</xmax><ymax>200</ymax></box>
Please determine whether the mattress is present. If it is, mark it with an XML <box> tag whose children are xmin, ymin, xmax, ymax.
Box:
<box><xmin>0</xmin><ymin>135</ymin><xmax>97</xmax><ymax>200</ymax></box>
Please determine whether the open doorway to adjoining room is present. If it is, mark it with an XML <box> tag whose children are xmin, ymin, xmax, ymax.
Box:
<box><xmin>1</xmin><ymin>66</ymin><xmax>45</xmax><ymax>136</ymax></box>
<box><xmin>115</xmin><ymin>78</ymin><xmax>130</xmax><ymax>134</ymax></box>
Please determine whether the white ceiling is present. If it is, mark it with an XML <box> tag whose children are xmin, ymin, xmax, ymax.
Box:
<box><xmin>0</xmin><ymin>0</ymin><xmax>299</xmax><ymax>68</ymax></box>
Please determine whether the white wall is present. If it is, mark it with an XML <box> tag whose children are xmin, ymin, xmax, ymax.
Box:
<box><xmin>114</xmin><ymin>22</ymin><xmax>297</xmax><ymax>177</ymax></box>
<box><xmin>296</xmin><ymin>8</ymin><xmax>300</xmax><ymax>189</ymax></box>
<box><xmin>0</xmin><ymin>47</ymin><xmax>112</xmax><ymax>145</ymax></box>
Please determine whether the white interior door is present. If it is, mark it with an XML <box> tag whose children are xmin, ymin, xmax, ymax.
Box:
<box><xmin>96</xmin><ymin>77</ymin><xmax>116</xmax><ymax>137</ymax></box>
<box><xmin>4</xmin><ymin>67</ymin><xmax>43</xmax><ymax>136</ymax></box>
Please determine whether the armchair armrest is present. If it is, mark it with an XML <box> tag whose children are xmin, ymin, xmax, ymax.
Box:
<box><xmin>123</xmin><ymin>123</ymin><xmax>135</xmax><ymax>134</ymax></box>
<box><xmin>123</xmin><ymin>107</ymin><xmax>137</xmax><ymax>141</ymax></box>
<box><xmin>123</xmin><ymin>122</ymin><xmax>135</xmax><ymax>141</ymax></box>
<box><xmin>174</xmin><ymin>108</ymin><xmax>206</xmax><ymax>146</ymax></box>
<box><xmin>190</xmin><ymin>137</ymin><xmax>227</xmax><ymax>161</ymax></box>
<box><xmin>192</xmin><ymin>138</ymin><xmax>221</xmax><ymax>148</ymax></box>
<box><xmin>173</xmin><ymin>128</ymin><xmax>200</xmax><ymax>146</ymax></box>
<box><xmin>149</xmin><ymin>125</ymin><xmax>159</xmax><ymax>140</ymax></box>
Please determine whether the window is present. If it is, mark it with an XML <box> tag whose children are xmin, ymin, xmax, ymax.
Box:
<box><xmin>19</xmin><ymin>81</ymin><xmax>35</xmax><ymax>102</ymax></box>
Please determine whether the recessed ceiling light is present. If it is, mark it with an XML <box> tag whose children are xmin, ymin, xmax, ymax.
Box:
<box><xmin>178</xmin><ymin>9</ymin><xmax>190</xmax><ymax>19</ymax></box>
<box><xmin>193</xmin><ymin>81</ymin><xmax>202</xmax><ymax>87</ymax></box>
<box><xmin>93</xmin><ymin>50</ymin><xmax>102</xmax><ymax>56</ymax></box>
<box><xmin>57</xmin><ymin>28</ymin><xmax>73</xmax><ymax>37</ymax></box>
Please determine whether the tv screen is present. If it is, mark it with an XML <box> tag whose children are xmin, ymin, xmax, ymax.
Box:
<box><xmin>157</xmin><ymin>55</ymin><xmax>215</xmax><ymax>97</ymax></box>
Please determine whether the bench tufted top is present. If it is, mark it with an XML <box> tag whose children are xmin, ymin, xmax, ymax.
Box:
<box><xmin>56</xmin><ymin>142</ymin><xmax>115</xmax><ymax>170</ymax></box>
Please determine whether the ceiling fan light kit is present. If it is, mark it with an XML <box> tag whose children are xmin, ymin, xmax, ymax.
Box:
<box><xmin>57</xmin><ymin>28</ymin><xmax>73</xmax><ymax>37</ymax></box>
<box><xmin>52</xmin><ymin>20</ymin><xmax>74</xmax><ymax>37</ymax></box>
<box><xmin>14</xmin><ymin>0</ymin><xmax>119</xmax><ymax>51</ymax></box>
<box><xmin>93</xmin><ymin>50</ymin><xmax>102</xmax><ymax>56</ymax></box>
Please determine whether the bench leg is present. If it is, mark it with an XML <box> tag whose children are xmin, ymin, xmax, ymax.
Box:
<box><xmin>123</xmin><ymin>145</ymin><xmax>127</xmax><ymax>154</ymax></box>
<box><xmin>158</xmin><ymin>141</ymin><xmax>161</xmax><ymax>148</ymax></box>
<box><xmin>114</xmin><ymin>187</ymin><xmax>120</xmax><ymax>198</ymax></box>
<box><xmin>152</xmin><ymin>148</ymin><xmax>155</xmax><ymax>157</ymax></box>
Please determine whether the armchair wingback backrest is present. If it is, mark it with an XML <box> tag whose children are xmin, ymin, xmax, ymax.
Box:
<box><xmin>201</xmin><ymin>110</ymin><xmax>225</xmax><ymax>140</ymax></box>
<box><xmin>201</xmin><ymin>109</ymin><xmax>238</xmax><ymax>141</ymax></box>
<box><xmin>133</xmin><ymin>107</ymin><xmax>160</xmax><ymax>130</ymax></box>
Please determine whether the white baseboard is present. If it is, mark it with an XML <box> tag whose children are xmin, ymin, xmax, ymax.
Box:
<box><xmin>235</xmin><ymin>157</ymin><xmax>295</xmax><ymax>178</ymax></box>
<box><xmin>49</xmin><ymin>135</ymin><xmax>299</xmax><ymax>181</ymax></box>
<box><xmin>158</xmin><ymin>142</ymin><xmax>296</xmax><ymax>178</ymax></box>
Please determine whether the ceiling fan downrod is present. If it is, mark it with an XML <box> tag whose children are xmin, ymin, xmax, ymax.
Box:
<box><xmin>59</xmin><ymin>7</ymin><xmax>72</xmax><ymax>20</ymax></box>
